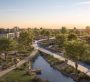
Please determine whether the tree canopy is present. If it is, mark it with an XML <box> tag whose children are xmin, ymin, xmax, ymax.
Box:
<box><xmin>64</xmin><ymin>40</ymin><xmax>89</xmax><ymax>72</ymax></box>
<box><xmin>0</xmin><ymin>37</ymin><xmax>16</xmax><ymax>52</ymax></box>
<box><xmin>55</xmin><ymin>34</ymin><xmax>67</xmax><ymax>49</ymax></box>
<box><xmin>60</xmin><ymin>27</ymin><xmax>68</xmax><ymax>34</ymax></box>
<box><xmin>18</xmin><ymin>29</ymin><xmax>34</xmax><ymax>51</ymax></box>
<box><xmin>68</xmin><ymin>33</ymin><xmax>78</xmax><ymax>41</ymax></box>
<box><xmin>65</xmin><ymin>40</ymin><xmax>88</xmax><ymax>60</ymax></box>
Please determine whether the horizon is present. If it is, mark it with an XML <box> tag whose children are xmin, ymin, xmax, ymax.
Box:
<box><xmin>0</xmin><ymin>0</ymin><xmax>90</xmax><ymax>29</ymax></box>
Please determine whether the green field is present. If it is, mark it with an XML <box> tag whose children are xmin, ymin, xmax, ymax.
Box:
<box><xmin>0</xmin><ymin>69</ymin><xmax>35</xmax><ymax>82</ymax></box>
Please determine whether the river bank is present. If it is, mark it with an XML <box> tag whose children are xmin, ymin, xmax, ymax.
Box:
<box><xmin>0</xmin><ymin>51</ymin><xmax>49</xmax><ymax>82</ymax></box>
<box><xmin>40</xmin><ymin>52</ymin><xmax>90</xmax><ymax>82</ymax></box>
<box><xmin>32</xmin><ymin>53</ymin><xmax>75</xmax><ymax>82</ymax></box>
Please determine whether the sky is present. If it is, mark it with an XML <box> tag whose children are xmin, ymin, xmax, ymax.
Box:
<box><xmin>0</xmin><ymin>0</ymin><xmax>90</xmax><ymax>29</ymax></box>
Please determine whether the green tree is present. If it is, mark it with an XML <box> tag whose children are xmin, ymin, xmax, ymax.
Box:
<box><xmin>68</xmin><ymin>33</ymin><xmax>78</xmax><ymax>41</ymax></box>
<box><xmin>40</xmin><ymin>29</ymin><xmax>51</xmax><ymax>40</ymax></box>
<box><xmin>55</xmin><ymin>34</ymin><xmax>67</xmax><ymax>50</ymax></box>
<box><xmin>40</xmin><ymin>29</ymin><xmax>46</xmax><ymax>36</ymax></box>
<box><xmin>61</xmin><ymin>27</ymin><xmax>68</xmax><ymax>34</ymax></box>
<box><xmin>18</xmin><ymin>29</ymin><xmax>34</xmax><ymax>52</ymax></box>
<box><xmin>33</xmin><ymin>28</ymin><xmax>40</xmax><ymax>39</ymax></box>
<box><xmin>85</xmin><ymin>26</ymin><xmax>90</xmax><ymax>35</ymax></box>
<box><xmin>69</xmin><ymin>27</ymin><xmax>80</xmax><ymax>35</ymax></box>
<box><xmin>0</xmin><ymin>37</ymin><xmax>17</xmax><ymax>60</ymax></box>
<box><xmin>45</xmin><ymin>30</ymin><xmax>50</xmax><ymax>40</ymax></box>
<box><xmin>65</xmin><ymin>40</ymin><xmax>88</xmax><ymax>74</ymax></box>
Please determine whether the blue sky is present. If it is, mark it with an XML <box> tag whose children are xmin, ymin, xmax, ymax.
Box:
<box><xmin>0</xmin><ymin>0</ymin><xmax>90</xmax><ymax>28</ymax></box>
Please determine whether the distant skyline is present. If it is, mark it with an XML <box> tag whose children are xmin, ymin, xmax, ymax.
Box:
<box><xmin>0</xmin><ymin>0</ymin><xmax>90</xmax><ymax>29</ymax></box>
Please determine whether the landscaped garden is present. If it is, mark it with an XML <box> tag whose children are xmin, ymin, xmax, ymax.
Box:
<box><xmin>0</xmin><ymin>62</ymin><xmax>48</xmax><ymax>82</ymax></box>
<box><xmin>0</xmin><ymin>29</ymin><xmax>34</xmax><ymax>70</ymax></box>
<box><xmin>38</xmin><ymin>27</ymin><xmax>90</xmax><ymax>65</ymax></box>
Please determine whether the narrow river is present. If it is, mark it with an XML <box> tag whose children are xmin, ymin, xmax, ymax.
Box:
<box><xmin>33</xmin><ymin>54</ymin><xmax>75</xmax><ymax>82</ymax></box>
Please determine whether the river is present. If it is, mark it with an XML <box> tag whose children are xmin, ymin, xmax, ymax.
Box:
<box><xmin>32</xmin><ymin>54</ymin><xmax>75</xmax><ymax>82</ymax></box>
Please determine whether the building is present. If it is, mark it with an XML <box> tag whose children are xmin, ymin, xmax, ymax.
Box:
<box><xmin>0</xmin><ymin>33</ymin><xmax>8</xmax><ymax>38</ymax></box>
<box><xmin>0</xmin><ymin>32</ymin><xmax>20</xmax><ymax>39</ymax></box>
<box><xmin>0</xmin><ymin>27</ymin><xmax>20</xmax><ymax>39</ymax></box>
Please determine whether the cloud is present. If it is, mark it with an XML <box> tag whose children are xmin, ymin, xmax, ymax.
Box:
<box><xmin>77</xmin><ymin>1</ymin><xmax>90</xmax><ymax>5</ymax></box>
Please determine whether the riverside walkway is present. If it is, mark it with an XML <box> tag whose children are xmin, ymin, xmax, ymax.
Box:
<box><xmin>0</xmin><ymin>38</ymin><xmax>90</xmax><ymax>77</ymax></box>
<box><xmin>0</xmin><ymin>49</ymin><xmax>38</xmax><ymax>77</ymax></box>
<box><xmin>33</xmin><ymin>40</ymin><xmax>90</xmax><ymax>77</ymax></box>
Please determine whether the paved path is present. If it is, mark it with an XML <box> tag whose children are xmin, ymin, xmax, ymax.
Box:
<box><xmin>33</xmin><ymin>40</ymin><xmax>90</xmax><ymax>77</ymax></box>
<box><xmin>0</xmin><ymin>49</ymin><xmax>38</xmax><ymax>77</ymax></box>
<box><xmin>1</xmin><ymin>38</ymin><xmax>90</xmax><ymax>77</ymax></box>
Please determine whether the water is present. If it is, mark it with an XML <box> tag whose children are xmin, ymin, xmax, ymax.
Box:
<box><xmin>33</xmin><ymin>55</ymin><xmax>75</xmax><ymax>82</ymax></box>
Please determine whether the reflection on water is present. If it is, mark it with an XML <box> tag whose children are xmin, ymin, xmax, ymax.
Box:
<box><xmin>33</xmin><ymin>55</ymin><xmax>75</xmax><ymax>82</ymax></box>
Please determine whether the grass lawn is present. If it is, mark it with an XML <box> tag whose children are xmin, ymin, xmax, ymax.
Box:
<box><xmin>0</xmin><ymin>66</ymin><xmax>35</xmax><ymax>82</ymax></box>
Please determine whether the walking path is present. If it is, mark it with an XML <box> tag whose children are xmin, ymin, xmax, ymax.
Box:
<box><xmin>0</xmin><ymin>49</ymin><xmax>38</xmax><ymax>77</ymax></box>
<box><xmin>1</xmin><ymin>38</ymin><xmax>90</xmax><ymax>77</ymax></box>
<box><xmin>33</xmin><ymin>40</ymin><xmax>90</xmax><ymax>77</ymax></box>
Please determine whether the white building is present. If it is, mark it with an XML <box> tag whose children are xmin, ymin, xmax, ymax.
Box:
<box><xmin>0</xmin><ymin>32</ymin><xmax>20</xmax><ymax>39</ymax></box>
<box><xmin>0</xmin><ymin>33</ymin><xmax>8</xmax><ymax>38</ymax></box>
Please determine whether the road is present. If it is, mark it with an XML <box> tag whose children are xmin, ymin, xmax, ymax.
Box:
<box><xmin>33</xmin><ymin>40</ymin><xmax>90</xmax><ymax>77</ymax></box>
<box><xmin>0</xmin><ymin>49</ymin><xmax>38</xmax><ymax>77</ymax></box>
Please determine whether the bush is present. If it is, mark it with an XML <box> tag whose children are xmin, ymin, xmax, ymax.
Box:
<box><xmin>78</xmin><ymin>72</ymin><xmax>90</xmax><ymax>80</ymax></box>
<box><xmin>61</xmin><ymin>66</ymin><xmax>74</xmax><ymax>74</ymax></box>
